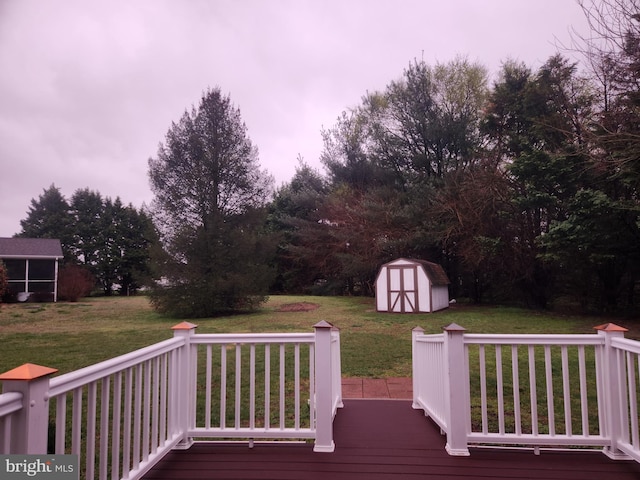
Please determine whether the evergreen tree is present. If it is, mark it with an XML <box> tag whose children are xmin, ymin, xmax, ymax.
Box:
<box><xmin>18</xmin><ymin>184</ymin><xmax>73</xmax><ymax>257</ymax></box>
<box><xmin>148</xmin><ymin>87</ymin><xmax>275</xmax><ymax>317</ymax></box>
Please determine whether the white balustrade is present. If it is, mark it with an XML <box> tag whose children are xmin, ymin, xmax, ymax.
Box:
<box><xmin>412</xmin><ymin>322</ymin><xmax>640</xmax><ymax>462</ymax></box>
<box><xmin>0</xmin><ymin>321</ymin><xmax>342</xmax><ymax>480</ymax></box>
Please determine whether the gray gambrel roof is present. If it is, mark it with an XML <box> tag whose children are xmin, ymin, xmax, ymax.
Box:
<box><xmin>0</xmin><ymin>237</ymin><xmax>63</xmax><ymax>259</ymax></box>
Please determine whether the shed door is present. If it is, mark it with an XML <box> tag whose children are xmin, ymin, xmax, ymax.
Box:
<box><xmin>388</xmin><ymin>265</ymin><xmax>418</xmax><ymax>313</ymax></box>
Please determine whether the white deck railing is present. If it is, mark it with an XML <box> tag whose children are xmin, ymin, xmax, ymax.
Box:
<box><xmin>0</xmin><ymin>321</ymin><xmax>342</xmax><ymax>480</ymax></box>
<box><xmin>412</xmin><ymin>323</ymin><xmax>640</xmax><ymax>462</ymax></box>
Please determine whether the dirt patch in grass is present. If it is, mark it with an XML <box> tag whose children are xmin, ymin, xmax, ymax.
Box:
<box><xmin>276</xmin><ymin>302</ymin><xmax>320</xmax><ymax>312</ymax></box>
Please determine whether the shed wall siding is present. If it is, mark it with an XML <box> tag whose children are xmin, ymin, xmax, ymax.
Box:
<box><xmin>375</xmin><ymin>267</ymin><xmax>388</xmax><ymax>311</ymax></box>
<box><xmin>417</xmin><ymin>267</ymin><xmax>430</xmax><ymax>312</ymax></box>
<box><xmin>431</xmin><ymin>285</ymin><xmax>450</xmax><ymax>312</ymax></box>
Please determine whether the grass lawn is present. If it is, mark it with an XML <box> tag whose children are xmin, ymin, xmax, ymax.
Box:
<box><xmin>1</xmin><ymin>295</ymin><xmax>637</xmax><ymax>378</ymax></box>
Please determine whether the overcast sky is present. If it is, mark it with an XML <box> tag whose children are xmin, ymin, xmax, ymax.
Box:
<box><xmin>0</xmin><ymin>0</ymin><xmax>590</xmax><ymax>237</ymax></box>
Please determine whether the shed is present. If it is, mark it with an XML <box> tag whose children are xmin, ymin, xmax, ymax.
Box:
<box><xmin>0</xmin><ymin>237</ymin><xmax>64</xmax><ymax>302</ymax></box>
<box><xmin>375</xmin><ymin>258</ymin><xmax>450</xmax><ymax>313</ymax></box>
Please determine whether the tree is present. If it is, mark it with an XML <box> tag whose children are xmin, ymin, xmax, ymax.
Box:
<box><xmin>481</xmin><ymin>56</ymin><xmax>595</xmax><ymax>308</ymax></box>
<box><xmin>18</xmin><ymin>184</ymin><xmax>73</xmax><ymax>256</ymax></box>
<box><xmin>268</xmin><ymin>159</ymin><xmax>330</xmax><ymax>292</ymax></box>
<box><xmin>115</xmin><ymin>206</ymin><xmax>158</xmax><ymax>295</ymax></box>
<box><xmin>69</xmin><ymin>188</ymin><xmax>105</xmax><ymax>268</ymax></box>
<box><xmin>148</xmin><ymin>87</ymin><xmax>275</xmax><ymax>317</ymax></box>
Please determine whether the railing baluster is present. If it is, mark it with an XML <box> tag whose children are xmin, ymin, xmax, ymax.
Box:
<box><xmin>250</xmin><ymin>344</ymin><xmax>256</xmax><ymax>431</ymax></box>
<box><xmin>72</xmin><ymin>387</ymin><xmax>83</xmax><ymax>456</ymax></box>
<box><xmin>264</xmin><ymin>344</ymin><xmax>271</xmax><ymax>430</ymax></box>
<box><xmin>479</xmin><ymin>345</ymin><xmax>488</xmax><ymax>435</ymax></box>
<box><xmin>528</xmin><ymin>345</ymin><xmax>538</xmax><ymax>437</ymax></box>
<box><xmin>152</xmin><ymin>356</ymin><xmax>160</xmax><ymax>453</ymax></box>
<box><xmin>578</xmin><ymin>346</ymin><xmax>589</xmax><ymax>436</ymax></box>
<box><xmin>86</xmin><ymin>382</ymin><xmax>97</xmax><ymax>480</ymax></box>
<box><xmin>220</xmin><ymin>345</ymin><xmax>227</xmax><ymax>430</ymax></box>
<box><xmin>133</xmin><ymin>363</ymin><xmax>143</xmax><ymax>470</ymax></box>
<box><xmin>495</xmin><ymin>345</ymin><xmax>505</xmax><ymax>435</ymax></box>
<box><xmin>99</xmin><ymin>377</ymin><xmax>110</xmax><ymax>480</ymax></box>
<box><xmin>627</xmin><ymin>351</ymin><xmax>639</xmax><ymax>448</ymax></box>
<box><xmin>561</xmin><ymin>346</ymin><xmax>572</xmax><ymax>436</ymax></box>
<box><xmin>159</xmin><ymin>354</ymin><xmax>168</xmax><ymax>443</ymax></box>
<box><xmin>111</xmin><ymin>372</ymin><xmax>122</xmax><ymax>480</ymax></box>
<box><xmin>55</xmin><ymin>393</ymin><xmax>66</xmax><ymax>453</ymax></box>
<box><xmin>205</xmin><ymin>345</ymin><xmax>212</xmax><ymax>429</ymax></box>
<box><xmin>616</xmin><ymin>349</ymin><xmax>630</xmax><ymax>444</ymax></box>
<box><xmin>544</xmin><ymin>345</ymin><xmax>555</xmax><ymax>436</ymax></box>
<box><xmin>122</xmin><ymin>368</ymin><xmax>132</xmax><ymax>477</ymax></box>
<box><xmin>279</xmin><ymin>343</ymin><xmax>285</xmax><ymax>430</ymax></box>
<box><xmin>309</xmin><ymin>343</ymin><xmax>315</xmax><ymax>430</ymax></box>
<box><xmin>295</xmin><ymin>343</ymin><xmax>300</xmax><ymax>430</ymax></box>
<box><xmin>512</xmin><ymin>345</ymin><xmax>521</xmax><ymax>436</ymax></box>
<box><xmin>143</xmin><ymin>360</ymin><xmax>152</xmax><ymax>460</ymax></box>
<box><xmin>235</xmin><ymin>344</ymin><xmax>241</xmax><ymax>430</ymax></box>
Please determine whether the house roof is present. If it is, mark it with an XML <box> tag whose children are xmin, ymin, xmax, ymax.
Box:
<box><xmin>382</xmin><ymin>258</ymin><xmax>450</xmax><ymax>286</ymax></box>
<box><xmin>0</xmin><ymin>237</ymin><xmax>63</xmax><ymax>259</ymax></box>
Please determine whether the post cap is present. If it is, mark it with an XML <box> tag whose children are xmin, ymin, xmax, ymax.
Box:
<box><xmin>594</xmin><ymin>323</ymin><xmax>628</xmax><ymax>333</ymax></box>
<box><xmin>443</xmin><ymin>323</ymin><xmax>466</xmax><ymax>332</ymax></box>
<box><xmin>313</xmin><ymin>320</ymin><xmax>334</xmax><ymax>329</ymax></box>
<box><xmin>0</xmin><ymin>363</ymin><xmax>58</xmax><ymax>381</ymax></box>
<box><xmin>171</xmin><ymin>321</ymin><xmax>198</xmax><ymax>331</ymax></box>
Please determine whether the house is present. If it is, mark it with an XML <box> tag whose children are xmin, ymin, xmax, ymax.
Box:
<box><xmin>0</xmin><ymin>237</ymin><xmax>63</xmax><ymax>302</ymax></box>
<box><xmin>375</xmin><ymin>258</ymin><xmax>450</xmax><ymax>313</ymax></box>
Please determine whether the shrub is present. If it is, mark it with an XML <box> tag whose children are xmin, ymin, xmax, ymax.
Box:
<box><xmin>58</xmin><ymin>265</ymin><xmax>95</xmax><ymax>302</ymax></box>
<box><xmin>0</xmin><ymin>260</ymin><xmax>8</xmax><ymax>304</ymax></box>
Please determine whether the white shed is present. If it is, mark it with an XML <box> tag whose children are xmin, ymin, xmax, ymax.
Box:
<box><xmin>375</xmin><ymin>258</ymin><xmax>450</xmax><ymax>313</ymax></box>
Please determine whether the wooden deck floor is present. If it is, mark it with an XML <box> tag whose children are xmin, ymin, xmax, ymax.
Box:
<box><xmin>143</xmin><ymin>399</ymin><xmax>640</xmax><ymax>480</ymax></box>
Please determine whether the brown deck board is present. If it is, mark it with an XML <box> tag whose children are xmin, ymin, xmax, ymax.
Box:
<box><xmin>143</xmin><ymin>400</ymin><xmax>640</xmax><ymax>480</ymax></box>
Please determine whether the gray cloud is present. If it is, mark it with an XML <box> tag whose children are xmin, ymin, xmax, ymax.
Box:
<box><xmin>0</xmin><ymin>0</ymin><xmax>588</xmax><ymax>236</ymax></box>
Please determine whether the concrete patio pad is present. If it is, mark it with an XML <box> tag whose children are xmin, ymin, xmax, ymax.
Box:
<box><xmin>341</xmin><ymin>377</ymin><xmax>412</xmax><ymax>399</ymax></box>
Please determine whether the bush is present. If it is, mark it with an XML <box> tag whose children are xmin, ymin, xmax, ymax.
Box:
<box><xmin>149</xmin><ymin>281</ymin><xmax>268</xmax><ymax>318</ymax></box>
<box><xmin>0</xmin><ymin>261</ymin><xmax>8</xmax><ymax>304</ymax></box>
<box><xmin>58</xmin><ymin>265</ymin><xmax>95</xmax><ymax>302</ymax></box>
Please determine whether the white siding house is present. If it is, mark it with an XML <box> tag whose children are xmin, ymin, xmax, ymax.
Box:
<box><xmin>375</xmin><ymin>258</ymin><xmax>450</xmax><ymax>313</ymax></box>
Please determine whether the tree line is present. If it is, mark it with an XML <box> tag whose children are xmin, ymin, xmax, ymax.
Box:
<box><xmin>12</xmin><ymin>0</ymin><xmax>640</xmax><ymax>316</ymax></box>
<box><xmin>16</xmin><ymin>186</ymin><xmax>156</xmax><ymax>298</ymax></box>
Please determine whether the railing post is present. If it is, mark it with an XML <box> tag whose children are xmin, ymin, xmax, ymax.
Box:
<box><xmin>171</xmin><ymin>322</ymin><xmax>198</xmax><ymax>450</ymax></box>
<box><xmin>0</xmin><ymin>363</ymin><xmax>58</xmax><ymax>454</ymax></box>
<box><xmin>313</xmin><ymin>320</ymin><xmax>335</xmax><ymax>452</ymax></box>
<box><xmin>596</xmin><ymin>322</ymin><xmax>631</xmax><ymax>460</ymax></box>
<box><xmin>443</xmin><ymin>323</ymin><xmax>470</xmax><ymax>456</ymax></box>
<box><xmin>412</xmin><ymin>327</ymin><xmax>424</xmax><ymax>409</ymax></box>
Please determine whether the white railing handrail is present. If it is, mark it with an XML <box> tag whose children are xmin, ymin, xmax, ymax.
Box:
<box><xmin>611</xmin><ymin>336</ymin><xmax>640</xmax><ymax>355</ymax></box>
<box><xmin>0</xmin><ymin>392</ymin><xmax>23</xmax><ymax>417</ymax></box>
<box><xmin>463</xmin><ymin>333</ymin><xmax>605</xmax><ymax>346</ymax></box>
<box><xmin>48</xmin><ymin>337</ymin><xmax>185</xmax><ymax>397</ymax></box>
<box><xmin>189</xmin><ymin>332</ymin><xmax>315</xmax><ymax>344</ymax></box>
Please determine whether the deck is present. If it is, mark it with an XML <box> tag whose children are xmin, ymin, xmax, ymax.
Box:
<box><xmin>142</xmin><ymin>379</ymin><xmax>640</xmax><ymax>480</ymax></box>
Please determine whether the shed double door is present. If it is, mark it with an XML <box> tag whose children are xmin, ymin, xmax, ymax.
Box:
<box><xmin>387</xmin><ymin>265</ymin><xmax>419</xmax><ymax>313</ymax></box>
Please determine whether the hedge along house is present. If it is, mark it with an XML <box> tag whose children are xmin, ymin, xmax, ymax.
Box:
<box><xmin>375</xmin><ymin>258</ymin><xmax>450</xmax><ymax>313</ymax></box>
<box><xmin>0</xmin><ymin>237</ymin><xmax>64</xmax><ymax>302</ymax></box>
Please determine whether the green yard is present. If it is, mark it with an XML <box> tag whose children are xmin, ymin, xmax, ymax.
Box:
<box><xmin>1</xmin><ymin>295</ymin><xmax>636</xmax><ymax>378</ymax></box>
